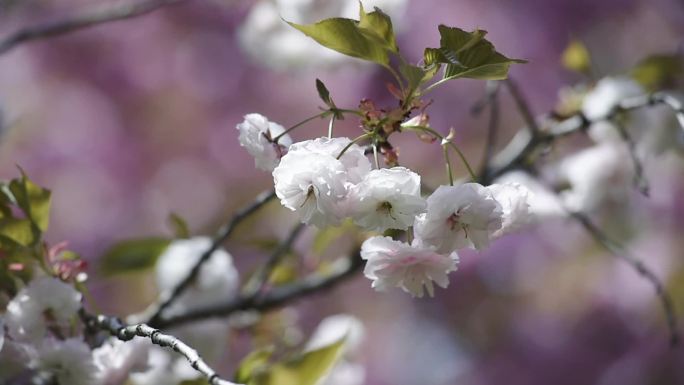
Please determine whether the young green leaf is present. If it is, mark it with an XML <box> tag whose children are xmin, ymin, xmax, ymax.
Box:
<box><xmin>288</xmin><ymin>4</ymin><xmax>399</xmax><ymax>68</ymax></box>
<box><xmin>234</xmin><ymin>347</ymin><xmax>274</xmax><ymax>384</ymax></box>
<box><xmin>252</xmin><ymin>339</ymin><xmax>346</xmax><ymax>385</ymax></box>
<box><xmin>0</xmin><ymin>217</ymin><xmax>37</xmax><ymax>246</ymax></box>
<box><xmin>99</xmin><ymin>238</ymin><xmax>171</xmax><ymax>276</ymax></box>
<box><xmin>630</xmin><ymin>53</ymin><xmax>683</xmax><ymax>91</ymax></box>
<box><xmin>561</xmin><ymin>39</ymin><xmax>592</xmax><ymax>74</ymax></box>
<box><xmin>8</xmin><ymin>171</ymin><xmax>51</xmax><ymax>233</ymax></box>
<box><xmin>358</xmin><ymin>3</ymin><xmax>398</xmax><ymax>53</ymax></box>
<box><xmin>425</xmin><ymin>25</ymin><xmax>526</xmax><ymax>81</ymax></box>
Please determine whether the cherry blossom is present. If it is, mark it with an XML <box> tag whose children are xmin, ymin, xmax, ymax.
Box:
<box><xmin>414</xmin><ymin>183</ymin><xmax>503</xmax><ymax>253</ymax></box>
<box><xmin>155</xmin><ymin>237</ymin><xmax>239</xmax><ymax>315</ymax></box>
<box><xmin>348</xmin><ymin>167</ymin><xmax>426</xmax><ymax>232</ymax></box>
<box><xmin>93</xmin><ymin>339</ymin><xmax>150</xmax><ymax>385</ymax></box>
<box><xmin>237</xmin><ymin>113</ymin><xmax>292</xmax><ymax>171</ymax></box>
<box><xmin>31</xmin><ymin>338</ymin><xmax>98</xmax><ymax>385</ymax></box>
<box><xmin>360</xmin><ymin>236</ymin><xmax>458</xmax><ymax>298</ymax></box>
<box><xmin>581</xmin><ymin>76</ymin><xmax>643</xmax><ymax>121</ymax></box>
<box><xmin>5</xmin><ymin>276</ymin><xmax>82</xmax><ymax>342</ymax></box>
<box><xmin>487</xmin><ymin>183</ymin><xmax>533</xmax><ymax>238</ymax></box>
<box><xmin>273</xmin><ymin>137</ymin><xmax>371</xmax><ymax>227</ymax></box>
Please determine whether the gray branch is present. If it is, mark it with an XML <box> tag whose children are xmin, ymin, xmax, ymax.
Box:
<box><xmin>80</xmin><ymin>310</ymin><xmax>241</xmax><ymax>385</ymax></box>
<box><xmin>145</xmin><ymin>189</ymin><xmax>276</xmax><ymax>325</ymax></box>
<box><xmin>482</xmin><ymin>90</ymin><xmax>684</xmax><ymax>345</ymax></box>
<box><xmin>0</xmin><ymin>0</ymin><xmax>187</xmax><ymax>56</ymax></box>
<box><xmin>150</xmin><ymin>250</ymin><xmax>364</xmax><ymax>329</ymax></box>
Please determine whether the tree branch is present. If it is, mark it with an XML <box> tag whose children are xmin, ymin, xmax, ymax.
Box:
<box><xmin>483</xmin><ymin>90</ymin><xmax>683</xmax><ymax>345</ymax></box>
<box><xmin>503</xmin><ymin>77</ymin><xmax>541</xmax><ymax>135</ymax></box>
<box><xmin>482</xmin><ymin>92</ymin><xmax>684</xmax><ymax>184</ymax></box>
<box><xmin>568</xmin><ymin>211</ymin><xmax>680</xmax><ymax>347</ymax></box>
<box><xmin>144</xmin><ymin>189</ymin><xmax>276</xmax><ymax>326</ymax></box>
<box><xmin>80</xmin><ymin>310</ymin><xmax>241</xmax><ymax>385</ymax></box>
<box><xmin>0</xmin><ymin>0</ymin><xmax>187</xmax><ymax>56</ymax></box>
<box><xmin>151</xmin><ymin>250</ymin><xmax>364</xmax><ymax>329</ymax></box>
<box><xmin>478</xmin><ymin>81</ymin><xmax>501</xmax><ymax>178</ymax></box>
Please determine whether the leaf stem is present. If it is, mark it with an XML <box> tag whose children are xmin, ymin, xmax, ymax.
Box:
<box><xmin>336</xmin><ymin>134</ymin><xmax>371</xmax><ymax>160</ymax></box>
<box><xmin>328</xmin><ymin>115</ymin><xmax>335</xmax><ymax>138</ymax></box>
<box><xmin>403</xmin><ymin>125</ymin><xmax>477</xmax><ymax>181</ymax></box>
<box><xmin>273</xmin><ymin>111</ymin><xmax>328</xmax><ymax>142</ymax></box>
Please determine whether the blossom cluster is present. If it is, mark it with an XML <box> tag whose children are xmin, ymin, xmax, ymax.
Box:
<box><xmin>0</xmin><ymin>237</ymin><xmax>241</xmax><ymax>385</ymax></box>
<box><xmin>237</xmin><ymin>114</ymin><xmax>533</xmax><ymax>298</ymax></box>
<box><xmin>0</xmin><ymin>276</ymin><xmax>151</xmax><ymax>385</ymax></box>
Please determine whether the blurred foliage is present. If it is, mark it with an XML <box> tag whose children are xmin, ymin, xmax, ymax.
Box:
<box><xmin>561</xmin><ymin>39</ymin><xmax>592</xmax><ymax>75</ymax></box>
<box><xmin>99</xmin><ymin>237</ymin><xmax>171</xmax><ymax>276</ymax></box>
<box><xmin>630</xmin><ymin>53</ymin><xmax>684</xmax><ymax>91</ymax></box>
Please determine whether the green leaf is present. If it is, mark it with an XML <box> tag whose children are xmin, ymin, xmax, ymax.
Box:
<box><xmin>312</xmin><ymin>220</ymin><xmax>356</xmax><ymax>256</ymax></box>
<box><xmin>8</xmin><ymin>171</ymin><xmax>51</xmax><ymax>233</ymax></box>
<box><xmin>253</xmin><ymin>339</ymin><xmax>346</xmax><ymax>385</ymax></box>
<box><xmin>358</xmin><ymin>3</ymin><xmax>398</xmax><ymax>53</ymax></box>
<box><xmin>561</xmin><ymin>39</ymin><xmax>591</xmax><ymax>74</ymax></box>
<box><xmin>179</xmin><ymin>380</ymin><xmax>209</xmax><ymax>385</ymax></box>
<box><xmin>316</xmin><ymin>79</ymin><xmax>333</xmax><ymax>107</ymax></box>
<box><xmin>287</xmin><ymin>4</ymin><xmax>399</xmax><ymax>67</ymax></box>
<box><xmin>0</xmin><ymin>217</ymin><xmax>36</xmax><ymax>246</ymax></box>
<box><xmin>235</xmin><ymin>347</ymin><xmax>274</xmax><ymax>384</ymax></box>
<box><xmin>99</xmin><ymin>238</ymin><xmax>171</xmax><ymax>276</ymax></box>
<box><xmin>425</xmin><ymin>25</ymin><xmax>526</xmax><ymax>81</ymax></box>
<box><xmin>168</xmin><ymin>212</ymin><xmax>190</xmax><ymax>239</ymax></box>
<box><xmin>630</xmin><ymin>53</ymin><xmax>684</xmax><ymax>91</ymax></box>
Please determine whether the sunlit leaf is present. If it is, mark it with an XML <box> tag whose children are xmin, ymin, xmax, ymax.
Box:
<box><xmin>0</xmin><ymin>217</ymin><xmax>37</xmax><ymax>246</ymax></box>
<box><xmin>235</xmin><ymin>347</ymin><xmax>274</xmax><ymax>384</ymax></box>
<box><xmin>425</xmin><ymin>25</ymin><xmax>526</xmax><ymax>81</ymax></box>
<box><xmin>630</xmin><ymin>53</ymin><xmax>684</xmax><ymax>91</ymax></box>
<box><xmin>8</xmin><ymin>171</ymin><xmax>51</xmax><ymax>233</ymax></box>
<box><xmin>288</xmin><ymin>4</ymin><xmax>399</xmax><ymax>67</ymax></box>
<box><xmin>561</xmin><ymin>39</ymin><xmax>591</xmax><ymax>74</ymax></box>
<box><xmin>312</xmin><ymin>220</ymin><xmax>356</xmax><ymax>256</ymax></box>
<box><xmin>99</xmin><ymin>238</ymin><xmax>171</xmax><ymax>276</ymax></box>
<box><xmin>179</xmin><ymin>379</ymin><xmax>209</xmax><ymax>385</ymax></box>
<box><xmin>358</xmin><ymin>3</ymin><xmax>398</xmax><ymax>53</ymax></box>
<box><xmin>252</xmin><ymin>339</ymin><xmax>346</xmax><ymax>385</ymax></box>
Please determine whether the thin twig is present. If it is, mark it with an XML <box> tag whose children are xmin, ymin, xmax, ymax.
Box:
<box><xmin>242</xmin><ymin>222</ymin><xmax>306</xmax><ymax>298</ymax></box>
<box><xmin>145</xmin><ymin>190</ymin><xmax>276</xmax><ymax>325</ymax></box>
<box><xmin>482</xmin><ymin>92</ymin><xmax>684</xmax><ymax>184</ymax></box>
<box><xmin>151</xmin><ymin>251</ymin><xmax>364</xmax><ymax>329</ymax></box>
<box><xmin>478</xmin><ymin>81</ymin><xmax>500</xmax><ymax>178</ymax></box>
<box><xmin>568</xmin><ymin>211</ymin><xmax>680</xmax><ymax>347</ymax></box>
<box><xmin>0</xmin><ymin>0</ymin><xmax>186</xmax><ymax>56</ymax></box>
<box><xmin>614</xmin><ymin>119</ymin><xmax>649</xmax><ymax>196</ymax></box>
<box><xmin>503</xmin><ymin>77</ymin><xmax>541</xmax><ymax>134</ymax></box>
<box><xmin>80</xmin><ymin>310</ymin><xmax>241</xmax><ymax>385</ymax></box>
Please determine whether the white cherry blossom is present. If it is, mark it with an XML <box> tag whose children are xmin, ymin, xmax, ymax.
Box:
<box><xmin>360</xmin><ymin>236</ymin><xmax>458</xmax><ymax>298</ymax></box>
<box><xmin>155</xmin><ymin>237</ymin><xmax>239</xmax><ymax>316</ymax></box>
<box><xmin>414</xmin><ymin>183</ymin><xmax>503</xmax><ymax>253</ymax></box>
<box><xmin>93</xmin><ymin>338</ymin><xmax>150</xmax><ymax>385</ymax></box>
<box><xmin>273</xmin><ymin>137</ymin><xmax>371</xmax><ymax>227</ymax></box>
<box><xmin>486</xmin><ymin>183</ymin><xmax>533</xmax><ymax>238</ymax></box>
<box><xmin>306</xmin><ymin>314</ymin><xmax>365</xmax><ymax>355</ymax></box>
<box><xmin>348</xmin><ymin>167</ymin><xmax>426</xmax><ymax>232</ymax></box>
<box><xmin>237</xmin><ymin>113</ymin><xmax>292</xmax><ymax>171</ymax></box>
<box><xmin>581</xmin><ymin>76</ymin><xmax>643</xmax><ymax>121</ymax></box>
<box><xmin>5</xmin><ymin>276</ymin><xmax>82</xmax><ymax>342</ymax></box>
<box><xmin>558</xmin><ymin>143</ymin><xmax>633</xmax><ymax>212</ymax></box>
<box><xmin>32</xmin><ymin>338</ymin><xmax>98</xmax><ymax>385</ymax></box>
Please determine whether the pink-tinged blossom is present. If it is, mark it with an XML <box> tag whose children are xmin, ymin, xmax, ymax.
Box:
<box><xmin>414</xmin><ymin>184</ymin><xmax>503</xmax><ymax>253</ymax></box>
<box><xmin>360</xmin><ymin>236</ymin><xmax>458</xmax><ymax>298</ymax></box>
<box><xmin>273</xmin><ymin>137</ymin><xmax>371</xmax><ymax>227</ymax></box>
<box><xmin>5</xmin><ymin>276</ymin><xmax>82</xmax><ymax>342</ymax></box>
<box><xmin>237</xmin><ymin>113</ymin><xmax>292</xmax><ymax>171</ymax></box>
<box><xmin>348</xmin><ymin>167</ymin><xmax>426</xmax><ymax>232</ymax></box>
<box><xmin>31</xmin><ymin>338</ymin><xmax>98</xmax><ymax>385</ymax></box>
<box><xmin>487</xmin><ymin>183</ymin><xmax>533</xmax><ymax>239</ymax></box>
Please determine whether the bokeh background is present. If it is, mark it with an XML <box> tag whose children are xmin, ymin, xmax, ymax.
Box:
<box><xmin>1</xmin><ymin>0</ymin><xmax>683</xmax><ymax>384</ymax></box>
